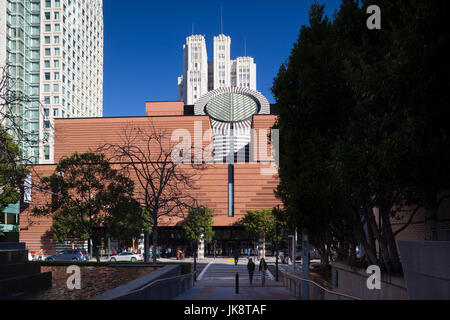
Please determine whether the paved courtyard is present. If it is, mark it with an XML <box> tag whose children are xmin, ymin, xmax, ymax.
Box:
<box><xmin>174</xmin><ymin>258</ymin><xmax>297</xmax><ymax>300</ymax></box>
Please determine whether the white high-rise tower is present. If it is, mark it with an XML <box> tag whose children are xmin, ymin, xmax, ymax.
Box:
<box><xmin>177</xmin><ymin>33</ymin><xmax>257</xmax><ymax>104</ymax></box>
<box><xmin>178</xmin><ymin>35</ymin><xmax>208</xmax><ymax>105</ymax></box>
<box><xmin>39</xmin><ymin>0</ymin><xmax>104</xmax><ymax>163</ymax></box>
<box><xmin>213</xmin><ymin>34</ymin><xmax>231</xmax><ymax>89</ymax></box>
<box><xmin>231</xmin><ymin>57</ymin><xmax>256</xmax><ymax>90</ymax></box>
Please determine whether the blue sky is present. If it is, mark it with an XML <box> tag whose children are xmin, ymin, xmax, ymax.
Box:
<box><xmin>102</xmin><ymin>0</ymin><xmax>342</xmax><ymax>117</ymax></box>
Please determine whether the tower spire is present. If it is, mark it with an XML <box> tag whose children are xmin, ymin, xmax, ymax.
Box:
<box><xmin>244</xmin><ymin>37</ymin><xmax>247</xmax><ymax>56</ymax></box>
<box><xmin>220</xmin><ymin>6</ymin><xmax>223</xmax><ymax>34</ymax></box>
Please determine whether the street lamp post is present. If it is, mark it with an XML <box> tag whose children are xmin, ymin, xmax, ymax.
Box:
<box><xmin>302</xmin><ymin>232</ymin><xmax>310</xmax><ymax>300</ymax></box>
<box><xmin>193</xmin><ymin>240</ymin><xmax>198</xmax><ymax>282</ymax></box>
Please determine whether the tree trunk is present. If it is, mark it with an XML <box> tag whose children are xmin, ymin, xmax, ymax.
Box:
<box><xmin>379</xmin><ymin>199</ymin><xmax>403</xmax><ymax>274</ymax></box>
<box><xmin>152</xmin><ymin>218</ymin><xmax>158</xmax><ymax>265</ymax></box>
<box><xmin>352</xmin><ymin>206</ymin><xmax>378</xmax><ymax>266</ymax></box>
<box><xmin>144</xmin><ymin>231</ymin><xmax>149</xmax><ymax>263</ymax></box>
<box><xmin>92</xmin><ymin>238</ymin><xmax>100</xmax><ymax>263</ymax></box>
<box><xmin>317</xmin><ymin>244</ymin><xmax>329</xmax><ymax>268</ymax></box>
<box><xmin>424</xmin><ymin>190</ymin><xmax>438</xmax><ymax>241</ymax></box>
<box><xmin>361</xmin><ymin>198</ymin><xmax>392</xmax><ymax>272</ymax></box>
<box><xmin>262</xmin><ymin>232</ymin><xmax>266</xmax><ymax>259</ymax></box>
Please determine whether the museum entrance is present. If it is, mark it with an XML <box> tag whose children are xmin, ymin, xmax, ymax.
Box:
<box><xmin>205</xmin><ymin>227</ymin><xmax>256</xmax><ymax>257</ymax></box>
<box><xmin>157</xmin><ymin>226</ymin><xmax>258</xmax><ymax>258</ymax></box>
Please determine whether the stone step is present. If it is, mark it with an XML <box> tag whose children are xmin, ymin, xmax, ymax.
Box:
<box><xmin>0</xmin><ymin>250</ymin><xmax>28</xmax><ymax>264</ymax></box>
<box><xmin>0</xmin><ymin>272</ymin><xmax>52</xmax><ymax>299</ymax></box>
<box><xmin>0</xmin><ymin>263</ymin><xmax>41</xmax><ymax>280</ymax></box>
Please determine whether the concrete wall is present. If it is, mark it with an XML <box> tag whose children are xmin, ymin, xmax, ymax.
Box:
<box><xmin>282</xmin><ymin>262</ymin><xmax>409</xmax><ymax>300</ymax></box>
<box><xmin>282</xmin><ymin>271</ymin><xmax>349</xmax><ymax>300</ymax></box>
<box><xmin>330</xmin><ymin>261</ymin><xmax>408</xmax><ymax>300</ymax></box>
<box><xmin>92</xmin><ymin>264</ymin><xmax>191</xmax><ymax>300</ymax></box>
<box><xmin>398</xmin><ymin>240</ymin><xmax>450</xmax><ymax>300</ymax></box>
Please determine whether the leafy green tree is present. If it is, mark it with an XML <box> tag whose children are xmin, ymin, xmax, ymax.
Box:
<box><xmin>33</xmin><ymin>152</ymin><xmax>144</xmax><ymax>262</ymax></box>
<box><xmin>379</xmin><ymin>0</ymin><xmax>450</xmax><ymax>240</ymax></box>
<box><xmin>0</xmin><ymin>127</ymin><xmax>28</xmax><ymax>211</ymax></box>
<box><xmin>242</xmin><ymin>209</ymin><xmax>278</xmax><ymax>258</ymax></box>
<box><xmin>183</xmin><ymin>206</ymin><xmax>215</xmax><ymax>253</ymax></box>
<box><xmin>272</xmin><ymin>0</ymin><xmax>450</xmax><ymax>274</ymax></box>
<box><xmin>272</xmin><ymin>2</ymin><xmax>355</xmax><ymax>266</ymax></box>
<box><xmin>102</xmin><ymin>185</ymin><xmax>152</xmax><ymax>245</ymax></box>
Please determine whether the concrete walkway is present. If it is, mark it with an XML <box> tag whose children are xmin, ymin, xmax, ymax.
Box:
<box><xmin>174</xmin><ymin>258</ymin><xmax>297</xmax><ymax>300</ymax></box>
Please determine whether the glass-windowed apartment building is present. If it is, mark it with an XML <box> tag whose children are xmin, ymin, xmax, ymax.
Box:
<box><xmin>1</xmin><ymin>0</ymin><xmax>41</xmax><ymax>164</ymax></box>
<box><xmin>1</xmin><ymin>0</ymin><xmax>104</xmax><ymax>164</ymax></box>
<box><xmin>0</xmin><ymin>0</ymin><xmax>104</xmax><ymax>241</ymax></box>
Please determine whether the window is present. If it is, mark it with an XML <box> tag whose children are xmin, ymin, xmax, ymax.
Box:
<box><xmin>54</xmin><ymin>60</ymin><xmax>59</xmax><ymax>68</ymax></box>
<box><xmin>54</xmin><ymin>72</ymin><xmax>60</xmax><ymax>80</ymax></box>
<box><xmin>53</xmin><ymin>108</ymin><xmax>59</xmax><ymax>117</ymax></box>
<box><xmin>45</xmin><ymin>24</ymin><xmax>51</xmax><ymax>32</ymax></box>
<box><xmin>43</xmin><ymin>84</ymin><xmax>50</xmax><ymax>92</ymax></box>
<box><xmin>44</xmin><ymin>120</ymin><xmax>50</xmax><ymax>129</ymax></box>
<box><xmin>45</xmin><ymin>0</ymin><xmax>51</xmax><ymax>8</ymax></box>
<box><xmin>45</xmin><ymin>48</ymin><xmax>51</xmax><ymax>56</ymax></box>
<box><xmin>44</xmin><ymin>60</ymin><xmax>50</xmax><ymax>68</ymax></box>
<box><xmin>44</xmin><ymin>108</ymin><xmax>50</xmax><ymax>116</ymax></box>
<box><xmin>54</xmin><ymin>12</ymin><xmax>60</xmax><ymax>20</ymax></box>
<box><xmin>55</xmin><ymin>24</ymin><xmax>60</xmax><ymax>32</ymax></box>
<box><xmin>53</xmin><ymin>96</ymin><xmax>60</xmax><ymax>104</ymax></box>
<box><xmin>55</xmin><ymin>0</ymin><xmax>60</xmax><ymax>8</ymax></box>
<box><xmin>44</xmin><ymin>96</ymin><xmax>50</xmax><ymax>104</ymax></box>
<box><xmin>45</xmin><ymin>12</ymin><xmax>51</xmax><ymax>20</ymax></box>
<box><xmin>44</xmin><ymin>72</ymin><xmax>51</xmax><ymax>80</ymax></box>
<box><xmin>54</xmin><ymin>48</ymin><xmax>60</xmax><ymax>56</ymax></box>
<box><xmin>54</xmin><ymin>36</ymin><xmax>59</xmax><ymax>44</ymax></box>
<box><xmin>53</xmin><ymin>84</ymin><xmax>59</xmax><ymax>92</ymax></box>
<box><xmin>44</xmin><ymin>145</ymin><xmax>50</xmax><ymax>160</ymax></box>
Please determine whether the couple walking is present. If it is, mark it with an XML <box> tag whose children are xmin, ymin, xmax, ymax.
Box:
<box><xmin>247</xmin><ymin>258</ymin><xmax>268</xmax><ymax>286</ymax></box>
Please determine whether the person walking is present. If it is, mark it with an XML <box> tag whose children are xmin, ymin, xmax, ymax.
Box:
<box><xmin>247</xmin><ymin>258</ymin><xmax>255</xmax><ymax>285</ymax></box>
<box><xmin>38</xmin><ymin>249</ymin><xmax>43</xmax><ymax>261</ymax></box>
<box><xmin>255</xmin><ymin>247</ymin><xmax>260</xmax><ymax>261</ymax></box>
<box><xmin>233</xmin><ymin>248</ymin><xmax>240</xmax><ymax>266</ymax></box>
<box><xmin>259</xmin><ymin>258</ymin><xmax>268</xmax><ymax>287</ymax></box>
<box><xmin>176</xmin><ymin>248</ymin><xmax>181</xmax><ymax>260</ymax></box>
<box><xmin>247</xmin><ymin>248</ymin><xmax>251</xmax><ymax>260</ymax></box>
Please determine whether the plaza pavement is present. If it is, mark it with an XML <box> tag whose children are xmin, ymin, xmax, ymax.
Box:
<box><xmin>171</xmin><ymin>257</ymin><xmax>298</xmax><ymax>300</ymax></box>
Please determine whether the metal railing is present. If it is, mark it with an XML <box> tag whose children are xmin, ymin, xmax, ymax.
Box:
<box><xmin>281</xmin><ymin>271</ymin><xmax>362</xmax><ymax>300</ymax></box>
<box><xmin>104</xmin><ymin>271</ymin><xmax>196</xmax><ymax>300</ymax></box>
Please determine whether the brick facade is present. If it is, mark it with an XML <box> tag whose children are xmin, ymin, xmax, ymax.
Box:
<box><xmin>19</xmin><ymin>109</ymin><xmax>281</xmax><ymax>254</ymax></box>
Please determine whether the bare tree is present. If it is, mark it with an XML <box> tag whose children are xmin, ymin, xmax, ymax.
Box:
<box><xmin>98</xmin><ymin>120</ymin><xmax>207</xmax><ymax>264</ymax></box>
